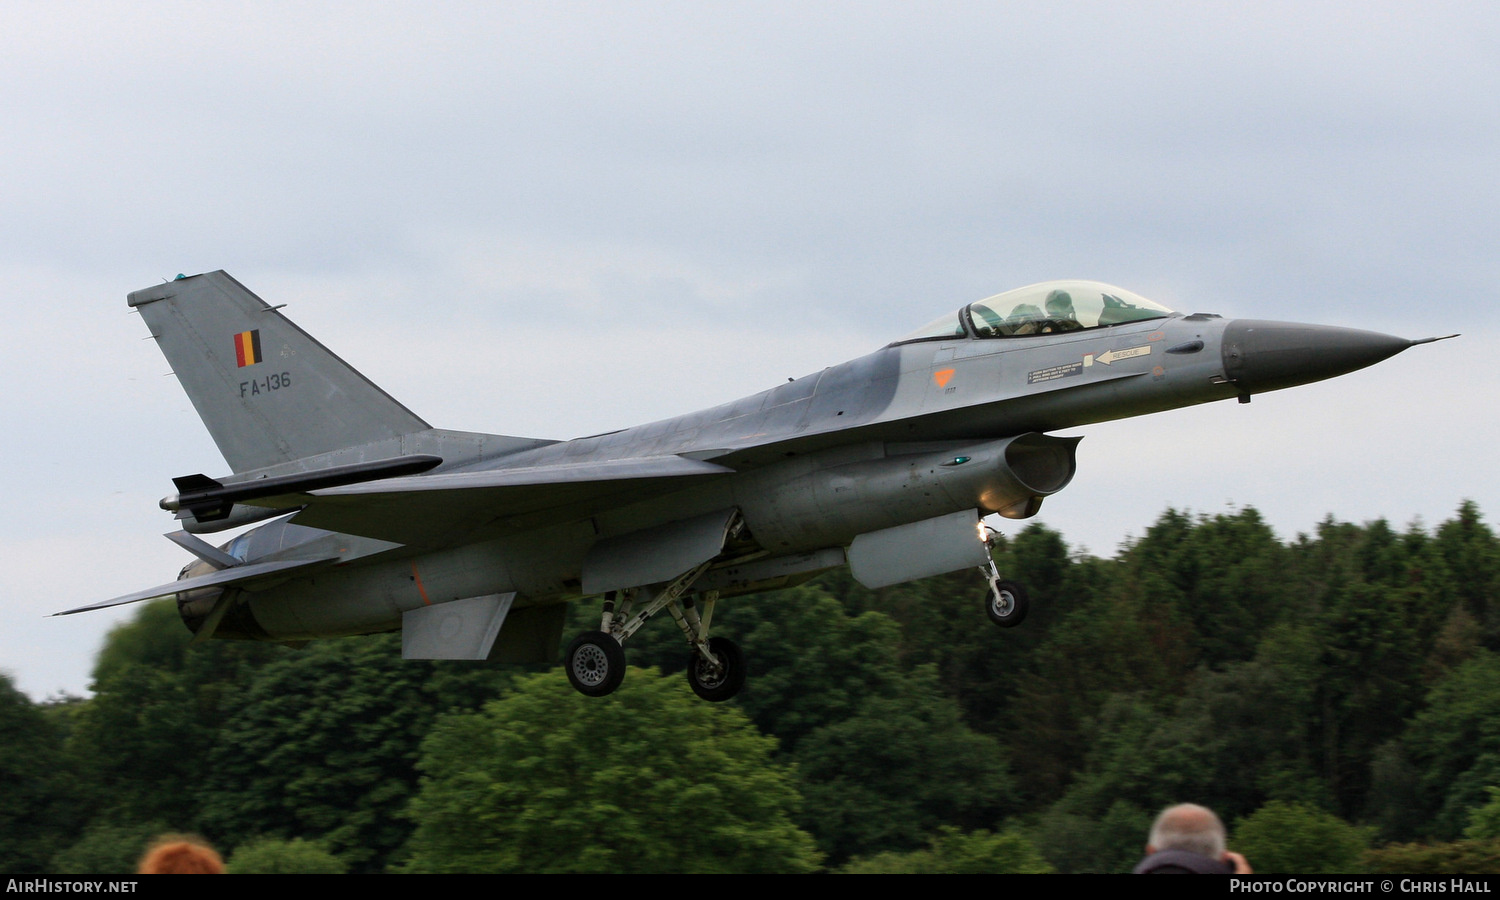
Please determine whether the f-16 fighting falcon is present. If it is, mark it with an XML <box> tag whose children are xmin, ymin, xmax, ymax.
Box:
<box><xmin>60</xmin><ymin>272</ymin><xmax>1452</xmax><ymax>701</ymax></box>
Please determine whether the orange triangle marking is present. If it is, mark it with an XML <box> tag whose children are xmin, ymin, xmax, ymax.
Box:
<box><xmin>933</xmin><ymin>368</ymin><xmax>955</xmax><ymax>388</ymax></box>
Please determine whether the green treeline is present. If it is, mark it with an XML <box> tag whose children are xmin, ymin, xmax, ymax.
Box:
<box><xmin>5</xmin><ymin>501</ymin><xmax>1499</xmax><ymax>874</ymax></box>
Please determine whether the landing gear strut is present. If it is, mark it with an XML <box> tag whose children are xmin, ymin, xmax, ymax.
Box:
<box><xmin>565</xmin><ymin>515</ymin><xmax>749</xmax><ymax>701</ymax></box>
<box><xmin>979</xmin><ymin>527</ymin><xmax>1029</xmax><ymax>628</ymax></box>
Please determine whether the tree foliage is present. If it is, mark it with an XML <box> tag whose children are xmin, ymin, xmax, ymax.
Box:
<box><xmin>49</xmin><ymin>821</ymin><xmax>166</xmax><ymax>876</ymax></box>
<box><xmin>196</xmin><ymin>633</ymin><xmax>511</xmax><ymax>871</ymax></box>
<box><xmin>1399</xmin><ymin>650</ymin><xmax>1500</xmax><ymax>839</ymax></box>
<box><xmin>793</xmin><ymin>665</ymin><xmax>1012</xmax><ymax>861</ymax></box>
<box><xmin>1232</xmin><ymin>801</ymin><xmax>1373</xmax><ymax>875</ymax></box>
<box><xmin>838</xmin><ymin>826</ymin><xmax>1053</xmax><ymax>874</ymax></box>
<box><xmin>227</xmin><ymin>837</ymin><xmax>348</xmax><ymax>874</ymax></box>
<box><xmin>0</xmin><ymin>674</ymin><xmax>77</xmax><ymax>873</ymax></box>
<box><xmin>1366</xmin><ymin>838</ymin><xmax>1500</xmax><ymax>874</ymax></box>
<box><xmin>399</xmin><ymin>667</ymin><xmax>821</xmax><ymax>873</ymax></box>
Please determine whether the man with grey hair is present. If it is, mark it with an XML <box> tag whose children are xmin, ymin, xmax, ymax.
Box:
<box><xmin>1133</xmin><ymin>803</ymin><xmax>1253</xmax><ymax>874</ymax></box>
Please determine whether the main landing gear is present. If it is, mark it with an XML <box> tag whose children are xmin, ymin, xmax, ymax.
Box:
<box><xmin>563</xmin><ymin>631</ymin><xmax>626</xmax><ymax>697</ymax></box>
<box><xmin>564</xmin><ymin>560</ymin><xmax>747</xmax><ymax>702</ymax></box>
<box><xmin>979</xmin><ymin>526</ymin><xmax>1029</xmax><ymax>628</ymax></box>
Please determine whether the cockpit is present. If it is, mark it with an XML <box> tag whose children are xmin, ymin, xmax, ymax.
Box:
<box><xmin>895</xmin><ymin>280</ymin><xmax>1176</xmax><ymax>344</ymax></box>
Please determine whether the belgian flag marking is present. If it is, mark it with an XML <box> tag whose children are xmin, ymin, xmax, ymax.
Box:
<box><xmin>234</xmin><ymin>330</ymin><xmax>262</xmax><ymax>368</ymax></box>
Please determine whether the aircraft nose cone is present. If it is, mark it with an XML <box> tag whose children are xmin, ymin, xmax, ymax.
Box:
<box><xmin>1222</xmin><ymin>320</ymin><xmax>1414</xmax><ymax>394</ymax></box>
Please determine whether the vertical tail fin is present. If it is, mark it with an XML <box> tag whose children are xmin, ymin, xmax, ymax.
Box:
<box><xmin>129</xmin><ymin>271</ymin><xmax>430</xmax><ymax>473</ymax></box>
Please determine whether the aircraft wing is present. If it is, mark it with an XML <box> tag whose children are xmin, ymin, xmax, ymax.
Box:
<box><xmin>277</xmin><ymin>454</ymin><xmax>736</xmax><ymax>547</ymax></box>
<box><xmin>55</xmin><ymin>556</ymin><xmax>336</xmax><ymax>616</ymax></box>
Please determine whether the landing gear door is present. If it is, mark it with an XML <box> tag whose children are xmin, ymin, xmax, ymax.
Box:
<box><xmin>847</xmin><ymin>509</ymin><xmax>991</xmax><ymax>589</ymax></box>
<box><xmin>582</xmin><ymin>508</ymin><xmax>740</xmax><ymax>595</ymax></box>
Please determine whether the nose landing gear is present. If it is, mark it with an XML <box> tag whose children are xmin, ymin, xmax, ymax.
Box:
<box><xmin>979</xmin><ymin>528</ymin><xmax>1029</xmax><ymax>628</ymax></box>
<box><xmin>983</xmin><ymin>572</ymin><xmax>1029</xmax><ymax>628</ymax></box>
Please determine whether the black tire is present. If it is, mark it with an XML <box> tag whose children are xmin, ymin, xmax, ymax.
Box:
<box><xmin>686</xmin><ymin>636</ymin><xmax>746</xmax><ymax>702</ymax></box>
<box><xmin>986</xmin><ymin>580</ymin><xmax>1029</xmax><ymax>628</ymax></box>
<box><xmin>565</xmin><ymin>631</ymin><xmax>626</xmax><ymax>697</ymax></box>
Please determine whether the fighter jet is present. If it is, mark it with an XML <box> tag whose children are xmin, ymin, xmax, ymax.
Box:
<box><xmin>60</xmin><ymin>272</ymin><xmax>1450</xmax><ymax>700</ymax></box>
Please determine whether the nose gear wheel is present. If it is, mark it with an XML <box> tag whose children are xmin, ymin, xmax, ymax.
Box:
<box><xmin>984</xmin><ymin>576</ymin><xmax>1029</xmax><ymax>628</ymax></box>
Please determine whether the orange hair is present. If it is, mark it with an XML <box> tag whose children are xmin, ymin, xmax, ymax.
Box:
<box><xmin>137</xmin><ymin>835</ymin><xmax>224</xmax><ymax>874</ymax></box>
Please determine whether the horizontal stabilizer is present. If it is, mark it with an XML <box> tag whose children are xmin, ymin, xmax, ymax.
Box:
<box><xmin>163</xmin><ymin>530</ymin><xmax>240</xmax><ymax>569</ymax></box>
<box><xmin>55</xmin><ymin>556</ymin><xmax>334</xmax><ymax>616</ymax></box>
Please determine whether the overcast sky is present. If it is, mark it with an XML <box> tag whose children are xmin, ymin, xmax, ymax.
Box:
<box><xmin>3</xmin><ymin>1</ymin><xmax>1496</xmax><ymax>700</ymax></box>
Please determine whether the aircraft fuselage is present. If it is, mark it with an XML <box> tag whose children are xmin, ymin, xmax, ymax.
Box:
<box><xmin>71</xmin><ymin>272</ymin><xmax>1434</xmax><ymax>698</ymax></box>
<box><xmin>189</xmin><ymin>307</ymin><xmax>1407</xmax><ymax>643</ymax></box>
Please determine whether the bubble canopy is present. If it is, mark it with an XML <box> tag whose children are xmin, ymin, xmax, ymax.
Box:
<box><xmin>895</xmin><ymin>280</ymin><xmax>1176</xmax><ymax>344</ymax></box>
